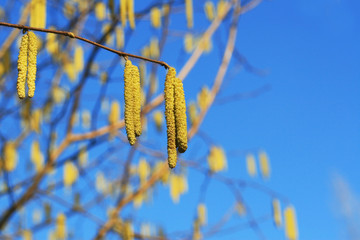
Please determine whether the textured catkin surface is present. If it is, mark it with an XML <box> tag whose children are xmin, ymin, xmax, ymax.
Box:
<box><xmin>17</xmin><ymin>34</ymin><xmax>29</xmax><ymax>99</ymax></box>
<box><xmin>164</xmin><ymin>67</ymin><xmax>177</xmax><ymax>168</ymax></box>
<box><xmin>124</xmin><ymin>60</ymin><xmax>136</xmax><ymax>145</ymax></box>
<box><xmin>27</xmin><ymin>31</ymin><xmax>38</xmax><ymax>98</ymax></box>
<box><xmin>132</xmin><ymin>65</ymin><xmax>142</xmax><ymax>137</ymax></box>
<box><xmin>174</xmin><ymin>77</ymin><xmax>188</xmax><ymax>153</ymax></box>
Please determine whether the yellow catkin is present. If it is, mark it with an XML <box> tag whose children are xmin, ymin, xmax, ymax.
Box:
<box><xmin>184</xmin><ymin>33</ymin><xmax>194</xmax><ymax>53</ymax></box>
<box><xmin>3</xmin><ymin>142</ymin><xmax>18</xmax><ymax>172</ymax></box>
<box><xmin>30</xmin><ymin>0</ymin><xmax>46</xmax><ymax>28</ymax></box>
<box><xmin>46</xmin><ymin>30</ymin><xmax>59</xmax><ymax>55</ymax></box>
<box><xmin>124</xmin><ymin>60</ymin><xmax>136</xmax><ymax>145</ymax></box>
<box><xmin>259</xmin><ymin>150</ymin><xmax>271</xmax><ymax>179</ymax></box>
<box><xmin>246</xmin><ymin>153</ymin><xmax>257</xmax><ymax>177</ymax></box>
<box><xmin>120</xmin><ymin>0</ymin><xmax>127</xmax><ymax>27</ymax></box>
<box><xmin>55</xmin><ymin>213</ymin><xmax>66</xmax><ymax>239</ymax></box>
<box><xmin>197</xmin><ymin>86</ymin><xmax>211</xmax><ymax>110</ymax></box>
<box><xmin>127</xmin><ymin>0</ymin><xmax>135</xmax><ymax>29</ymax></box>
<box><xmin>27</xmin><ymin>31</ymin><xmax>38</xmax><ymax>98</ymax></box>
<box><xmin>31</xmin><ymin>109</ymin><xmax>42</xmax><ymax>133</ymax></box>
<box><xmin>78</xmin><ymin>146</ymin><xmax>87</xmax><ymax>167</ymax></box>
<box><xmin>150</xmin><ymin>38</ymin><xmax>159</xmax><ymax>59</ymax></box>
<box><xmin>74</xmin><ymin>45</ymin><xmax>84</xmax><ymax>72</ymax></box>
<box><xmin>236</xmin><ymin>201</ymin><xmax>246</xmax><ymax>216</ymax></box>
<box><xmin>188</xmin><ymin>102</ymin><xmax>198</xmax><ymax>125</ymax></box>
<box><xmin>217</xmin><ymin>0</ymin><xmax>227</xmax><ymax>19</ymax></box>
<box><xmin>207</xmin><ymin>146</ymin><xmax>227</xmax><ymax>172</ymax></box>
<box><xmin>31</xmin><ymin>140</ymin><xmax>44</xmax><ymax>172</ymax></box>
<box><xmin>199</xmin><ymin>35</ymin><xmax>212</xmax><ymax>53</ymax></box>
<box><xmin>193</xmin><ymin>219</ymin><xmax>202</xmax><ymax>240</ymax></box>
<box><xmin>197</xmin><ymin>203</ymin><xmax>207</xmax><ymax>226</ymax></box>
<box><xmin>164</xmin><ymin>67</ymin><xmax>177</xmax><ymax>168</ymax></box>
<box><xmin>123</xmin><ymin>221</ymin><xmax>134</xmax><ymax>240</ymax></box>
<box><xmin>153</xmin><ymin>110</ymin><xmax>163</xmax><ymax>132</ymax></box>
<box><xmin>95</xmin><ymin>2</ymin><xmax>106</xmax><ymax>21</ymax></box>
<box><xmin>64</xmin><ymin>2</ymin><xmax>76</xmax><ymax>19</ymax></box>
<box><xmin>81</xmin><ymin>110</ymin><xmax>91</xmax><ymax>129</ymax></box>
<box><xmin>63</xmin><ymin>161</ymin><xmax>78</xmax><ymax>187</ymax></box>
<box><xmin>185</xmin><ymin>0</ymin><xmax>193</xmax><ymax>29</ymax></box>
<box><xmin>17</xmin><ymin>34</ymin><xmax>28</xmax><ymax>99</ymax></box>
<box><xmin>95</xmin><ymin>171</ymin><xmax>108</xmax><ymax>194</ymax></box>
<box><xmin>284</xmin><ymin>206</ymin><xmax>298</xmax><ymax>240</ymax></box>
<box><xmin>23</xmin><ymin>230</ymin><xmax>32</xmax><ymax>240</ymax></box>
<box><xmin>138</xmin><ymin>158</ymin><xmax>150</xmax><ymax>183</ymax></box>
<box><xmin>150</xmin><ymin>7</ymin><xmax>161</xmax><ymax>28</ymax></box>
<box><xmin>204</xmin><ymin>1</ymin><xmax>215</xmax><ymax>21</ymax></box>
<box><xmin>109</xmin><ymin>100</ymin><xmax>120</xmax><ymax>125</ymax></box>
<box><xmin>174</xmin><ymin>77</ymin><xmax>188</xmax><ymax>153</ymax></box>
<box><xmin>169</xmin><ymin>174</ymin><xmax>188</xmax><ymax>203</ymax></box>
<box><xmin>132</xmin><ymin>65</ymin><xmax>142</xmax><ymax>137</ymax></box>
<box><xmin>116</xmin><ymin>26</ymin><xmax>125</xmax><ymax>49</ymax></box>
<box><xmin>272</xmin><ymin>199</ymin><xmax>282</xmax><ymax>227</ymax></box>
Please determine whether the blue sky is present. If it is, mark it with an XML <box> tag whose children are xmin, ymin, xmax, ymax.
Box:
<box><xmin>205</xmin><ymin>0</ymin><xmax>360</xmax><ymax>239</ymax></box>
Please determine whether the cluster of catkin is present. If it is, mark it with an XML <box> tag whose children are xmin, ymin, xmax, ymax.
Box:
<box><xmin>123</xmin><ymin>59</ymin><xmax>142</xmax><ymax>145</ymax></box>
<box><xmin>17</xmin><ymin>31</ymin><xmax>38</xmax><ymax>99</ymax></box>
<box><xmin>164</xmin><ymin>68</ymin><xmax>188</xmax><ymax>168</ymax></box>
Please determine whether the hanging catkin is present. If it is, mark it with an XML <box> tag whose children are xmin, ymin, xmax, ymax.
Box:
<box><xmin>185</xmin><ymin>0</ymin><xmax>193</xmax><ymax>29</ymax></box>
<box><xmin>164</xmin><ymin>67</ymin><xmax>177</xmax><ymax>168</ymax></box>
<box><xmin>17</xmin><ymin>34</ymin><xmax>29</xmax><ymax>99</ymax></box>
<box><xmin>132</xmin><ymin>65</ymin><xmax>142</xmax><ymax>137</ymax></box>
<box><xmin>124</xmin><ymin>59</ymin><xmax>136</xmax><ymax>145</ymax></box>
<box><xmin>120</xmin><ymin>0</ymin><xmax>127</xmax><ymax>27</ymax></box>
<box><xmin>27</xmin><ymin>31</ymin><xmax>38</xmax><ymax>98</ymax></box>
<box><xmin>174</xmin><ymin>77</ymin><xmax>188</xmax><ymax>153</ymax></box>
<box><xmin>127</xmin><ymin>0</ymin><xmax>135</xmax><ymax>29</ymax></box>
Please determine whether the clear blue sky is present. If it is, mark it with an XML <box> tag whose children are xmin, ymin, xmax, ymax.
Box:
<box><xmin>198</xmin><ymin>0</ymin><xmax>360</xmax><ymax>239</ymax></box>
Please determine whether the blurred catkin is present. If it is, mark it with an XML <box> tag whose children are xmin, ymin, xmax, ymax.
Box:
<box><xmin>174</xmin><ymin>77</ymin><xmax>188</xmax><ymax>153</ymax></box>
<box><xmin>272</xmin><ymin>199</ymin><xmax>282</xmax><ymax>227</ymax></box>
<box><xmin>30</xmin><ymin>0</ymin><xmax>46</xmax><ymax>28</ymax></box>
<box><xmin>109</xmin><ymin>100</ymin><xmax>120</xmax><ymax>126</ymax></box>
<box><xmin>17</xmin><ymin>34</ymin><xmax>28</xmax><ymax>99</ymax></box>
<box><xmin>185</xmin><ymin>0</ymin><xmax>193</xmax><ymax>28</ymax></box>
<box><xmin>204</xmin><ymin>1</ymin><xmax>215</xmax><ymax>21</ymax></box>
<box><xmin>246</xmin><ymin>153</ymin><xmax>257</xmax><ymax>177</ymax></box>
<box><xmin>259</xmin><ymin>150</ymin><xmax>271</xmax><ymax>179</ymax></box>
<box><xmin>120</xmin><ymin>0</ymin><xmax>127</xmax><ymax>27</ymax></box>
<box><xmin>164</xmin><ymin>67</ymin><xmax>177</xmax><ymax>168</ymax></box>
<box><xmin>284</xmin><ymin>206</ymin><xmax>298</xmax><ymax>240</ymax></box>
<box><xmin>27</xmin><ymin>31</ymin><xmax>38</xmax><ymax>98</ymax></box>
<box><xmin>124</xmin><ymin>60</ymin><xmax>136</xmax><ymax>145</ymax></box>
<box><xmin>150</xmin><ymin>7</ymin><xmax>161</xmax><ymax>28</ymax></box>
<box><xmin>132</xmin><ymin>65</ymin><xmax>142</xmax><ymax>137</ymax></box>
<box><xmin>127</xmin><ymin>0</ymin><xmax>135</xmax><ymax>29</ymax></box>
<box><xmin>3</xmin><ymin>142</ymin><xmax>18</xmax><ymax>172</ymax></box>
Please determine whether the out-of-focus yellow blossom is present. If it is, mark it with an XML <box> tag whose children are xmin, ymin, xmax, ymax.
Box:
<box><xmin>246</xmin><ymin>153</ymin><xmax>257</xmax><ymax>177</ymax></box>
<box><xmin>63</xmin><ymin>161</ymin><xmax>78</xmax><ymax>186</ymax></box>
<box><xmin>207</xmin><ymin>146</ymin><xmax>227</xmax><ymax>172</ymax></box>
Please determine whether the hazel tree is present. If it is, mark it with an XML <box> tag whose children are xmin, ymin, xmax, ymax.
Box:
<box><xmin>0</xmin><ymin>0</ymin><xmax>298</xmax><ymax>239</ymax></box>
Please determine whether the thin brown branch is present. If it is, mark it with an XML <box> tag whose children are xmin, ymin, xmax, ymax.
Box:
<box><xmin>0</xmin><ymin>22</ymin><xmax>170</xmax><ymax>69</ymax></box>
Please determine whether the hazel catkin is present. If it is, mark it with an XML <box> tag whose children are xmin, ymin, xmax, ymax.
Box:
<box><xmin>132</xmin><ymin>65</ymin><xmax>142</xmax><ymax>137</ymax></box>
<box><xmin>27</xmin><ymin>31</ymin><xmax>38</xmax><ymax>98</ymax></box>
<box><xmin>174</xmin><ymin>77</ymin><xmax>188</xmax><ymax>153</ymax></box>
<box><xmin>164</xmin><ymin>67</ymin><xmax>177</xmax><ymax>168</ymax></box>
<box><xmin>124</xmin><ymin>60</ymin><xmax>136</xmax><ymax>145</ymax></box>
<box><xmin>17</xmin><ymin>33</ymin><xmax>28</xmax><ymax>99</ymax></box>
